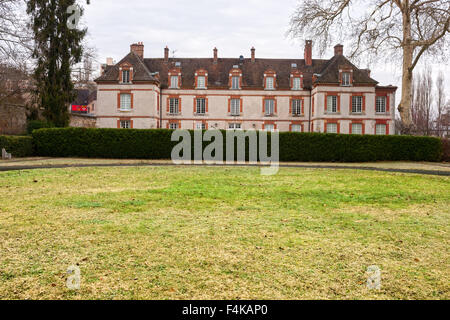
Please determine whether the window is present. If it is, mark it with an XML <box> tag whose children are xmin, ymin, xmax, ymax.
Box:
<box><xmin>352</xmin><ymin>123</ymin><xmax>363</xmax><ymax>135</ymax></box>
<box><xmin>196</xmin><ymin>123</ymin><xmax>206</xmax><ymax>130</ymax></box>
<box><xmin>291</xmin><ymin>124</ymin><xmax>302</xmax><ymax>132</ymax></box>
<box><xmin>170</xmin><ymin>75</ymin><xmax>179</xmax><ymax>89</ymax></box>
<box><xmin>197</xmin><ymin>76</ymin><xmax>206</xmax><ymax>89</ymax></box>
<box><xmin>342</xmin><ymin>72</ymin><xmax>351</xmax><ymax>86</ymax></box>
<box><xmin>292</xmin><ymin>99</ymin><xmax>302</xmax><ymax>115</ymax></box>
<box><xmin>266</xmin><ymin>77</ymin><xmax>274</xmax><ymax>90</ymax></box>
<box><xmin>122</xmin><ymin>70</ymin><xmax>130</xmax><ymax>83</ymax></box>
<box><xmin>327</xmin><ymin>96</ymin><xmax>338</xmax><ymax>113</ymax></box>
<box><xmin>230</xmin><ymin>99</ymin><xmax>240</xmax><ymax>116</ymax></box>
<box><xmin>169</xmin><ymin>123</ymin><xmax>179</xmax><ymax>130</ymax></box>
<box><xmin>327</xmin><ymin>123</ymin><xmax>338</xmax><ymax>133</ymax></box>
<box><xmin>264</xmin><ymin>124</ymin><xmax>275</xmax><ymax>132</ymax></box>
<box><xmin>265</xmin><ymin>99</ymin><xmax>275</xmax><ymax>116</ymax></box>
<box><xmin>120</xmin><ymin>93</ymin><xmax>131</xmax><ymax>110</ymax></box>
<box><xmin>196</xmin><ymin>98</ymin><xmax>206</xmax><ymax>114</ymax></box>
<box><xmin>376</xmin><ymin>124</ymin><xmax>387</xmax><ymax>135</ymax></box>
<box><xmin>169</xmin><ymin>98</ymin><xmax>179</xmax><ymax>114</ymax></box>
<box><xmin>352</xmin><ymin>96</ymin><xmax>363</xmax><ymax>113</ymax></box>
<box><xmin>231</xmin><ymin>76</ymin><xmax>240</xmax><ymax>89</ymax></box>
<box><xmin>292</xmin><ymin>77</ymin><xmax>301</xmax><ymax>90</ymax></box>
<box><xmin>376</xmin><ymin>96</ymin><xmax>387</xmax><ymax>113</ymax></box>
<box><xmin>120</xmin><ymin>120</ymin><xmax>131</xmax><ymax>129</ymax></box>
<box><xmin>229</xmin><ymin>123</ymin><xmax>242</xmax><ymax>130</ymax></box>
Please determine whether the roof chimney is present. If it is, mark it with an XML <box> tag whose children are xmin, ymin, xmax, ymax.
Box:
<box><xmin>130</xmin><ymin>42</ymin><xmax>144</xmax><ymax>59</ymax></box>
<box><xmin>251</xmin><ymin>47</ymin><xmax>255</xmax><ymax>63</ymax></box>
<box><xmin>334</xmin><ymin>44</ymin><xmax>344</xmax><ymax>56</ymax></box>
<box><xmin>213</xmin><ymin>47</ymin><xmax>218</xmax><ymax>64</ymax></box>
<box><xmin>304</xmin><ymin>40</ymin><xmax>312</xmax><ymax>66</ymax></box>
<box><xmin>106</xmin><ymin>57</ymin><xmax>114</xmax><ymax>66</ymax></box>
<box><xmin>164</xmin><ymin>46</ymin><xmax>169</xmax><ymax>63</ymax></box>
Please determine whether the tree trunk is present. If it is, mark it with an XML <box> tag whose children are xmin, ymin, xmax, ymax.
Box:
<box><xmin>398</xmin><ymin>6</ymin><xmax>414</xmax><ymax>134</ymax></box>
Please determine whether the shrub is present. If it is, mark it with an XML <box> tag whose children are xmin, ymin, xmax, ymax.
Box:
<box><xmin>441</xmin><ymin>138</ymin><xmax>450</xmax><ymax>162</ymax></box>
<box><xmin>27</xmin><ymin>120</ymin><xmax>54</xmax><ymax>134</ymax></box>
<box><xmin>0</xmin><ymin>135</ymin><xmax>34</xmax><ymax>158</ymax></box>
<box><xmin>32</xmin><ymin>128</ymin><xmax>443</xmax><ymax>162</ymax></box>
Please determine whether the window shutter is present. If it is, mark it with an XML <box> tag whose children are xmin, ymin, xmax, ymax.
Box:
<box><xmin>167</xmin><ymin>98</ymin><xmax>170</xmax><ymax>113</ymax></box>
<box><xmin>117</xmin><ymin>93</ymin><xmax>121</xmax><ymax>109</ymax></box>
<box><xmin>289</xmin><ymin>98</ymin><xmax>292</xmax><ymax>114</ymax></box>
<box><xmin>240</xmin><ymin>98</ymin><xmax>243</xmax><ymax>113</ymax></box>
<box><xmin>179</xmin><ymin>98</ymin><xmax>182</xmax><ymax>112</ymax></box>
<box><xmin>131</xmin><ymin>93</ymin><xmax>134</xmax><ymax>109</ymax></box>
<box><xmin>206</xmin><ymin>98</ymin><xmax>209</xmax><ymax>113</ymax></box>
<box><xmin>362</xmin><ymin>95</ymin><xmax>366</xmax><ymax>112</ymax></box>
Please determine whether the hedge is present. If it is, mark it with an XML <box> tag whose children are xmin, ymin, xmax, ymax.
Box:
<box><xmin>27</xmin><ymin>120</ymin><xmax>54</xmax><ymax>134</ymax></box>
<box><xmin>0</xmin><ymin>135</ymin><xmax>34</xmax><ymax>158</ymax></box>
<box><xmin>32</xmin><ymin>127</ymin><xmax>443</xmax><ymax>162</ymax></box>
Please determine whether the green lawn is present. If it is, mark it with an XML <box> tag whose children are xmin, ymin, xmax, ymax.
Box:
<box><xmin>0</xmin><ymin>166</ymin><xmax>448</xmax><ymax>300</ymax></box>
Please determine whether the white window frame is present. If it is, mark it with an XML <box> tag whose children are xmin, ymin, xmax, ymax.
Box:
<box><xmin>265</xmin><ymin>99</ymin><xmax>275</xmax><ymax>116</ymax></box>
<box><xmin>196</xmin><ymin>123</ymin><xmax>206</xmax><ymax>130</ymax></box>
<box><xmin>197</xmin><ymin>76</ymin><xmax>206</xmax><ymax>89</ymax></box>
<box><xmin>230</xmin><ymin>99</ymin><xmax>240</xmax><ymax>116</ymax></box>
<box><xmin>327</xmin><ymin>96</ymin><xmax>338</xmax><ymax>113</ymax></box>
<box><xmin>352</xmin><ymin>123</ymin><xmax>363</xmax><ymax>135</ymax></box>
<box><xmin>264</xmin><ymin>124</ymin><xmax>275</xmax><ymax>132</ymax></box>
<box><xmin>120</xmin><ymin>120</ymin><xmax>131</xmax><ymax>129</ymax></box>
<box><xmin>292</xmin><ymin>77</ymin><xmax>301</xmax><ymax>90</ymax></box>
<box><xmin>170</xmin><ymin>75</ymin><xmax>179</xmax><ymax>89</ymax></box>
<box><xmin>169</xmin><ymin>98</ymin><xmax>179</xmax><ymax>114</ymax></box>
<box><xmin>231</xmin><ymin>76</ymin><xmax>240</xmax><ymax>90</ymax></box>
<box><xmin>169</xmin><ymin>123</ymin><xmax>179</xmax><ymax>130</ymax></box>
<box><xmin>352</xmin><ymin>96</ymin><xmax>363</xmax><ymax>113</ymax></box>
<box><xmin>120</xmin><ymin>93</ymin><xmax>131</xmax><ymax>111</ymax></box>
<box><xmin>342</xmin><ymin>72</ymin><xmax>351</xmax><ymax>86</ymax></box>
<box><xmin>196</xmin><ymin>98</ymin><xmax>206</xmax><ymax>114</ymax></box>
<box><xmin>376</xmin><ymin>124</ymin><xmax>387</xmax><ymax>135</ymax></box>
<box><xmin>292</xmin><ymin>99</ymin><xmax>302</xmax><ymax>115</ymax></box>
<box><xmin>376</xmin><ymin>96</ymin><xmax>387</xmax><ymax>113</ymax></box>
<box><xmin>327</xmin><ymin>123</ymin><xmax>338</xmax><ymax>134</ymax></box>
<box><xmin>266</xmin><ymin>77</ymin><xmax>274</xmax><ymax>90</ymax></box>
<box><xmin>122</xmin><ymin>70</ymin><xmax>130</xmax><ymax>84</ymax></box>
<box><xmin>228</xmin><ymin>123</ymin><xmax>242</xmax><ymax>130</ymax></box>
<box><xmin>291</xmin><ymin>124</ymin><xmax>302</xmax><ymax>132</ymax></box>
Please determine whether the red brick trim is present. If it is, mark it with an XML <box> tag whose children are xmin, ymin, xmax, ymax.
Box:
<box><xmin>195</xmin><ymin>69</ymin><xmax>208</xmax><ymax>89</ymax></box>
<box><xmin>350</xmin><ymin>121</ymin><xmax>365</xmax><ymax>135</ymax></box>
<box><xmin>194</xmin><ymin>96</ymin><xmax>208</xmax><ymax>114</ymax></box>
<box><xmin>375</xmin><ymin>119</ymin><xmax>390</xmax><ymax>135</ymax></box>
<box><xmin>263</xmin><ymin>96</ymin><xmax>277</xmax><ymax>114</ymax></box>
<box><xmin>262</xmin><ymin>120</ymin><xmax>277</xmax><ymax>130</ymax></box>
<box><xmin>289</xmin><ymin>97</ymin><xmax>304</xmax><ymax>115</ymax></box>
<box><xmin>349</xmin><ymin>93</ymin><xmax>366</xmax><ymax>113</ymax></box>
<box><xmin>339</xmin><ymin>66</ymin><xmax>353</xmax><ymax>86</ymax></box>
<box><xmin>289</xmin><ymin>121</ymin><xmax>304</xmax><ymax>132</ymax></box>
<box><xmin>324</xmin><ymin>92</ymin><xmax>340</xmax><ymax>113</ymax></box>
<box><xmin>290</xmin><ymin>70</ymin><xmax>303</xmax><ymax>90</ymax></box>
<box><xmin>324</xmin><ymin>120</ymin><xmax>340</xmax><ymax>134</ymax></box>
<box><xmin>375</xmin><ymin>93</ymin><xmax>391</xmax><ymax>112</ymax></box>
<box><xmin>167</xmin><ymin>120</ymin><xmax>182</xmax><ymax>129</ymax></box>
<box><xmin>167</xmin><ymin>95</ymin><xmax>181</xmax><ymax>113</ymax></box>
<box><xmin>228</xmin><ymin>96</ymin><xmax>243</xmax><ymax>114</ymax></box>
<box><xmin>117</xmin><ymin>91</ymin><xmax>133</xmax><ymax>109</ymax></box>
<box><xmin>229</xmin><ymin>68</ymin><xmax>243</xmax><ymax>89</ymax></box>
<box><xmin>264</xmin><ymin>69</ymin><xmax>277</xmax><ymax>90</ymax></box>
<box><xmin>119</xmin><ymin>62</ymin><xmax>132</xmax><ymax>83</ymax></box>
<box><xmin>168</xmin><ymin>68</ymin><xmax>182</xmax><ymax>88</ymax></box>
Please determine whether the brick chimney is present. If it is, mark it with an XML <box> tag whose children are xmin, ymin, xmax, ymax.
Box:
<box><xmin>304</xmin><ymin>40</ymin><xmax>312</xmax><ymax>66</ymax></box>
<box><xmin>164</xmin><ymin>46</ymin><xmax>169</xmax><ymax>63</ymax></box>
<box><xmin>130</xmin><ymin>42</ymin><xmax>144</xmax><ymax>59</ymax></box>
<box><xmin>334</xmin><ymin>44</ymin><xmax>344</xmax><ymax>56</ymax></box>
<box><xmin>251</xmin><ymin>47</ymin><xmax>256</xmax><ymax>63</ymax></box>
<box><xmin>213</xmin><ymin>47</ymin><xmax>218</xmax><ymax>64</ymax></box>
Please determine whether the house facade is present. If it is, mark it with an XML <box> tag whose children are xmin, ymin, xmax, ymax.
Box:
<box><xmin>95</xmin><ymin>41</ymin><xmax>397</xmax><ymax>134</ymax></box>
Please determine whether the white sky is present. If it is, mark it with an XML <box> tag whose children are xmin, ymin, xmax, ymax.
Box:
<box><xmin>82</xmin><ymin>0</ymin><xmax>449</xmax><ymax>106</ymax></box>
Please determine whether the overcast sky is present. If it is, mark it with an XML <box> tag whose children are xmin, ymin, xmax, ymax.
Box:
<box><xmin>82</xmin><ymin>0</ymin><xmax>449</xmax><ymax>104</ymax></box>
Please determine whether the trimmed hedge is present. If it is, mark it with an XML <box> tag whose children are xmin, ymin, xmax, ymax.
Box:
<box><xmin>0</xmin><ymin>135</ymin><xmax>34</xmax><ymax>158</ymax></box>
<box><xmin>32</xmin><ymin>127</ymin><xmax>443</xmax><ymax>162</ymax></box>
<box><xmin>27</xmin><ymin>120</ymin><xmax>54</xmax><ymax>134</ymax></box>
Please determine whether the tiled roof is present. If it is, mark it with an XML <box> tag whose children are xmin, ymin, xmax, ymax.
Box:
<box><xmin>95</xmin><ymin>52</ymin><xmax>379</xmax><ymax>88</ymax></box>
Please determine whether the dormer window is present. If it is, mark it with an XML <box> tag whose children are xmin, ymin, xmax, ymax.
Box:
<box><xmin>122</xmin><ymin>70</ymin><xmax>130</xmax><ymax>83</ymax></box>
<box><xmin>170</xmin><ymin>75</ymin><xmax>179</xmax><ymax>89</ymax></box>
<box><xmin>292</xmin><ymin>78</ymin><xmax>301</xmax><ymax>90</ymax></box>
<box><xmin>264</xmin><ymin>69</ymin><xmax>277</xmax><ymax>90</ymax></box>
<box><xmin>169</xmin><ymin>68</ymin><xmax>182</xmax><ymax>89</ymax></box>
<box><xmin>119</xmin><ymin>63</ymin><xmax>133</xmax><ymax>84</ymax></box>
<box><xmin>342</xmin><ymin>72</ymin><xmax>351</xmax><ymax>86</ymax></box>
<box><xmin>195</xmin><ymin>69</ymin><xmax>208</xmax><ymax>89</ymax></box>
<box><xmin>229</xmin><ymin>68</ymin><xmax>242</xmax><ymax>90</ymax></box>
<box><xmin>266</xmin><ymin>77</ymin><xmax>274</xmax><ymax>90</ymax></box>
<box><xmin>290</xmin><ymin>70</ymin><xmax>303</xmax><ymax>90</ymax></box>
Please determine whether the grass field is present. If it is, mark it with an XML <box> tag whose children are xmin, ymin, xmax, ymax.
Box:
<box><xmin>0</xmin><ymin>166</ymin><xmax>448</xmax><ymax>300</ymax></box>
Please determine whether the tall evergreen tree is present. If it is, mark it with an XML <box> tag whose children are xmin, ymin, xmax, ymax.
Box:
<box><xmin>27</xmin><ymin>0</ymin><xmax>88</xmax><ymax>127</ymax></box>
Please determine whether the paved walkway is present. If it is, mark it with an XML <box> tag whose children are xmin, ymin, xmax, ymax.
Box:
<box><xmin>0</xmin><ymin>161</ymin><xmax>449</xmax><ymax>176</ymax></box>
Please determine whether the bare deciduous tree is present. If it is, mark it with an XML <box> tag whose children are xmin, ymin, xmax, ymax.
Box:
<box><xmin>435</xmin><ymin>71</ymin><xmax>445</xmax><ymax>137</ymax></box>
<box><xmin>289</xmin><ymin>0</ymin><xmax>450</xmax><ymax>134</ymax></box>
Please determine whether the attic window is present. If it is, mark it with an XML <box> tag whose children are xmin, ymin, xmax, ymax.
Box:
<box><xmin>170</xmin><ymin>76</ymin><xmax>179</xmax><ymax>88</ymax></box>
<box><xmin>291</xmin><ymin>63</ymin><xmax>297</xmax><ymax>68</ymax></box>
<box><xmin>122</xmin><ymin>70</ymin><xmax>130</xmax><ymax>83</ymax></box>
<box><xmin>342</xmin><ymin>72</ymin><xmax>351</xmax><ymax>86</ymax></box>
<box><xmin>265</xmin><ymin>77</ymin><xmax>275</xmax><ymax>90</ymax></box>
<box><xmin>175</xmin><ymin>62</ymin><xmax>181</xmax><ymax>67</ymax></box>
